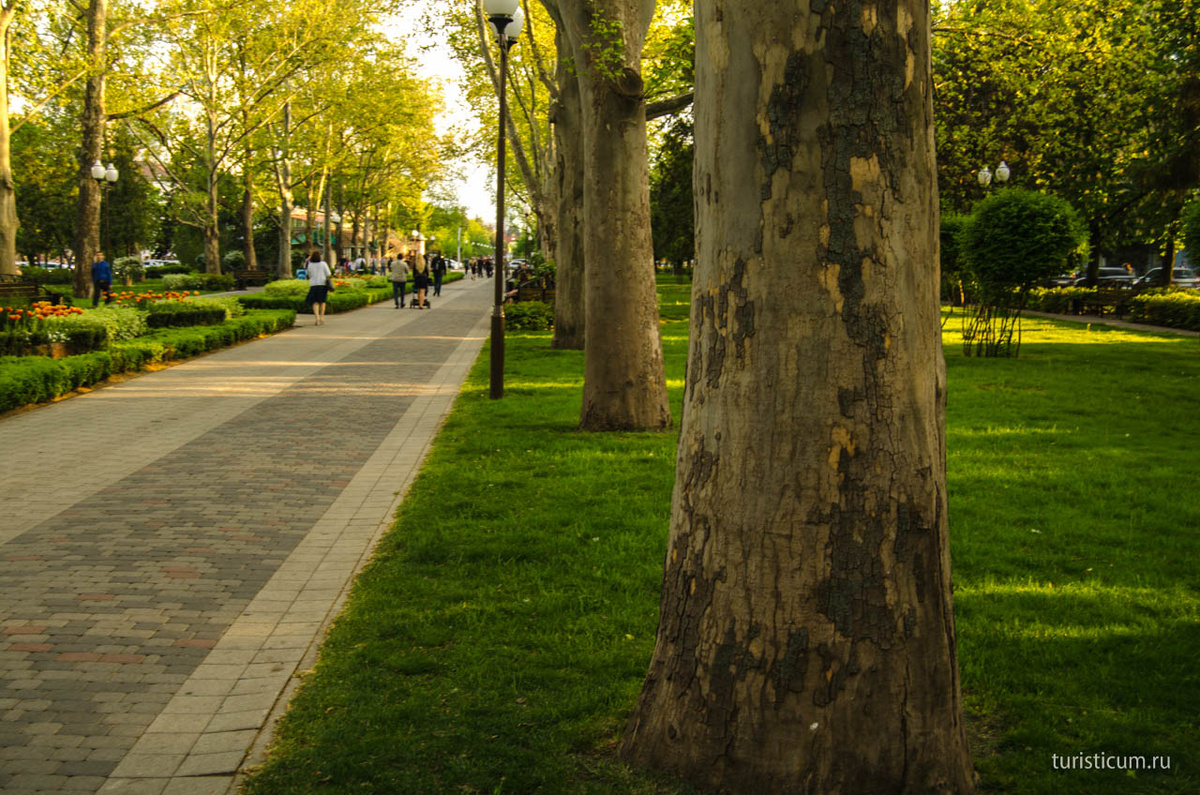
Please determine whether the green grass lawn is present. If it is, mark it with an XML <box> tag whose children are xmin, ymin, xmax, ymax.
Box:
<box><xmin>241</xmin><ymin>292</ymin><xmax>1199</xmax><ymax>795</ymax></box>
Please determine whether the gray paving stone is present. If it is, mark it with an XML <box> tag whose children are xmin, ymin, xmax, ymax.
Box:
<box><xmin>0</xmin><ymin>283</ymin><xmax>491</xmax><ymax>793</ymax></box>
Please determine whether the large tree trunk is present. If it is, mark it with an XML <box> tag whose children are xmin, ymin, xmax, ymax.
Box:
<box><xmin>621</xmin><ymin>0</ymin><xmax>975</xmax><ymax>792</ymax></box>
<box><xmin>557</xmin><ymin>0</ymin><xmax>670</xmax><ymax>431</ymax></box>
<box><xmin>204</xmin><ymin>111</ymin><xmax>220</xmax><ymax>274</ymax></box>
<box><xmin>241</xmin><ymin>145</ymin><xmax>256</xmax><ymax>271</ymax></box>
<box><xmin>70</xmin><ymin>0</ymin><xmax>107</xmax><ymax>294</ymax></box>
<box><xmin>0</xmin><ymin>7</ymin><xmax>19</xmax><ymax>277</ymax></box>
<box><xmin>550</xmin><ymin>24</ymin><xmax>585</xmax><ymax>350</ymax></box>
<box><xmin>275</xmin><ymin>103</ymin><xmax>293</xmax><ymax>280</ymax></box>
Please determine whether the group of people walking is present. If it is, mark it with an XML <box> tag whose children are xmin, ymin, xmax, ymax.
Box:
<box><xmin>467</xmin><ymin>258</ymin><xmax>494</xmax><ymax>280</ymax></box>
<box><xmin>303</xmin><ymin>250</ymin><xmax>452</xmax><ymax>326</ymax></box>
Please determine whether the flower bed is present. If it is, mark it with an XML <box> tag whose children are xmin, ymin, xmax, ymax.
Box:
<box><xmin>0</xmin><ymin>309</ymin><xmax>296</xmax><ymax>413</ymax></box>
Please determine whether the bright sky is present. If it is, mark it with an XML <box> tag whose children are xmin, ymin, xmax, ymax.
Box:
<box><xmin>385</xmin><ymin>4</ymin><xmax>495</xmax><ymax>222</ymax></box>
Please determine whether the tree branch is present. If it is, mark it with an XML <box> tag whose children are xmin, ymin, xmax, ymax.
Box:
<box><xmin>646</xmin><ymin>91</ymin><xmax>693</xmax><ymax>120</ymax></box>
<box><xmin>107</xmin><ymin>91</ymin><xmax>181</xmax><ymax>121</ymax></box>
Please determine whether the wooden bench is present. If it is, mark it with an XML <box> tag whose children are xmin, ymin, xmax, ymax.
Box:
<box><xmin>232</xmin><ymin>269</ymin><xmax>272</xmax><ymax>290</ymax></box>
<box><xmin>506</xmin><ymin>275</ymin><xmax>556</xmax><ymax>304</ymax></box>
<box><xmin>1070</xmin><ymin>291</ymin><xmax>1132</xmax><ymax>318</ymax></box>
<box><xmin>0</xmin><ymin>280</ymin><xmax>63</xmax><ymax>305</ymax></box>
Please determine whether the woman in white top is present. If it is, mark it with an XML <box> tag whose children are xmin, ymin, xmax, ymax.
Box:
<box><xmin>305</xmin><ymin>251</ymin><xmax>333</xmax><ymax>325</ymax></box>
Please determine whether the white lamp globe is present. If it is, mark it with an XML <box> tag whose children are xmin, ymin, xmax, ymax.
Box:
<box><xmin>504</xmin><ymin>5</ymin><xmax>524</xmax><ymax>38</ymax></box>
<box><xmin>995</xmin><ymin>161</ymin><xmax>1010</xmax><ymax>183</ymax></box>
<box><xmin>105</xmin><ymin>163</ymin><xmax>118</xmax><ymax>182</ymax></box>
<box><xmin>91</xmin><ymin>160</ymin><xmax>106</xmax><ymax>180</ymax></box>
<box><xmin>483</xmin><ymin>0</ymin><xmax>519</xmax><ymax>17</ymax></box>
<box><xmin>977</xmin><ymin>166</ymin><xmax>992</xmax><ymax>187</ymax></box>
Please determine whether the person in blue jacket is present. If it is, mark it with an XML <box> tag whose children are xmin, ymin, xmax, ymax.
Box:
<box><xmin>91</xmin><ymin>252</ymin><xmax>112</xmax><ymax>307</ymax></box>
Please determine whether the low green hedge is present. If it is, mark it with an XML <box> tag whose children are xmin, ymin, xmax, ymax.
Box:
<box><xmin>146</xmin><ymin>303</ymin><xmax>228</xmax><ymax>328</ymax></box>
<box><xmin>144</xmin><ymin>264</ymin><xmax>194</xmax><ymax>279</ymax></box>
<box><xmin>1027</xmin><ymin>286</ymin><xmax>1200</xmax><ymax>331</ymax></box>
<box><xmin>506</xmin><ymin>301</ymin><xmax>554</xmax><ymax>331</ymax></box>
<box><xmin>1128</xmin><ymin>290</ymin><xmax>1200</xmax><ymax>330</ymax></box>
<box><xmin>0</xmin><ymin>309</ymin><xmax>295</xmax><ymax>413</ymax></box>
<box><xmin>162</xmin><ymin>272</ymin><xmax>237</xmax><ymax>292</ymax></box>
<box><xmin>19</xmin><ymin>267</ymin><xmax>74</xmax><ymax>285</ymax></box>
<box><xmin>239</xmin><ymin>286</ymin><xmax>392</xmax><ymax>314</ymax></box>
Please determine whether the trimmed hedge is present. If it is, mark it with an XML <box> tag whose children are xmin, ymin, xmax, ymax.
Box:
<box><xmin>506</xmin><ymin>301</ymin><xmax>554</xmax><ymax>331</ymax></box>
<box><xmin>146</xmin><ymin>303</ymin><xmax>228</xmax><ymax>328</ymax></box>
<box><xmin>1026</xmin><ymin>286</ymin><xmax>1200</xmax><ymax>331</ymax></box>
<box><xmin>240</xmin><ymin>272</ymin><xmax>463</xmax><ymax>314</ymax></box>
<box><xmin>239</xmin><ymin>286</ymin><xmax>391</xmax><ymax>314</ymax></box>
<box><xmin>0</xmin><ymin>309</ymin><xmax>296</xmax><ymax>413</ymax></box>
<box><xmin>162</xmin><ymin>273</ymin><xmax>237</xmax><ymax>292</ymax></box>
<box><xmin>144</xmin><ymin>264</ymin><xmax>194</xmax><ymax>279</ymax></box>
<box><xmin>1129</xmin><ymin>291</ymin><xmax>1200</xmax><ymax>330</ymax></box>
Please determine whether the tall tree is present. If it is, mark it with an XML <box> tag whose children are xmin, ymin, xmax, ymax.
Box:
<box><xmin>623</xmin><ymin>0</ymin><xmax>975</xmax><ymax>790</ymax></box>
<box><xmin>543</xmin><ymin>0</ymin><xmax>670</xmax><ymax>431</ymax></box>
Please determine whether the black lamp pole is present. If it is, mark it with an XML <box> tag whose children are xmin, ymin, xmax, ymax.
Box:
<box><xmin>489</xmin><ymin>16</ymin><xmax>515</xmax><ymax>400</ymax></box>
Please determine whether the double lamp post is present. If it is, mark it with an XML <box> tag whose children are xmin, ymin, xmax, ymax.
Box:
<box><xmin>91</xmin><ymin>159</ymin><xmax>118</xmax><ymax>257</ymax></box>
<box><xmin>482</xmin><ymin>0</ymin><xmax>524</xmax><ymax>400</ymax></box>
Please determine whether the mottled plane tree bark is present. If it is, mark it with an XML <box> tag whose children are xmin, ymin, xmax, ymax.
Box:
<box><xmin>544</xmin><ymin>0</ymin><xmax>670</xmax><ymax>430</ymax></box>
<box><xmin>622</xmin><ymin>0</ymin><xmax>975</xmax><ymax>791</ymax></box>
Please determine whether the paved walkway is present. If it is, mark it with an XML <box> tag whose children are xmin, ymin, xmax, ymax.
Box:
<box><xmin>0</xmin><ymin>279</ymin><xmax>494</xmax><ymax>794</ymax></box>
<box><xmin>1023</xmin><ymin>309</ymin><xmax>1200</xmax><ymax>338</ymax></box>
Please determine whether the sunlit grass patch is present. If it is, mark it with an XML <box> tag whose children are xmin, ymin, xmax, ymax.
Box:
<box><xmin>243</xmin><ymin>295</ymin><xmax>1199</xmax><ymax>794</ymax></box>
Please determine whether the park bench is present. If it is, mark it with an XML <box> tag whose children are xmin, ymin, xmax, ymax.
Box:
<box><xmin>0</xmin><ymin>276</ymin><xmax>64</xmax><ymax>305</ymax></box>
<box><xmin>506</xmin><ymin>275</ymin><xmax>556</xmax><ymax>304</ymax></box>
<box><xmin>1070</xmin><ymin>291</ymin><xmax>1132</xmax><ymax>318</ymax></box>
<box><xmin>232</xmin><ymin>269</ymin><xmax>272</xmax><ymax>290</ymax></box>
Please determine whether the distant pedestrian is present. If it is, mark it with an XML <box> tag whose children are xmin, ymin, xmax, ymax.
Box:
<box><xmin>305</xmin><ymin>251</ymin><xmax>332</xmax><ymax>326</ymax></box>
<box><xmin>432</xmin><ymin>253</ymin><xmax>447</xmax><ymax>297</ymax></box>
<box><xmin>412</xmin><ymin>254</ymin><xmax>430</xmax><ymax>309</ymax></box>
<box><xmin>389</xmin><ymin>253</ymin><xmax>410</xmax><ymax>308</ymax></box>
<box><xmin>485</xmin><ymin>258</ymin><xmax>493</xmax><ymax>278</ymax></box>
<box><xmin>91</xmin><ymin>251</ymin><xmax>112</xmax><ymax>307</ymax></box>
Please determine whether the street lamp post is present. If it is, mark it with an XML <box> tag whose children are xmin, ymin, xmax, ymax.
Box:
<box><xmin>483</xmin><ymin>0</ymin><xmax>523</xmax><ymax>400</ymax></box>
<box><xmin>91</xmin><ymin>160</ymin><xmax>118</xmax><ymax>256</ymax></box>
<box><xmin>977</xmin><ymin>160</ymin><xmax>1010</xmax><ymax>189</ymax></box>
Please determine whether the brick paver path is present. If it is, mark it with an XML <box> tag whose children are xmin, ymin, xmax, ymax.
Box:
<box><xmin>0</xmin><ymin>279</ymin><xmax>493</xmax><ymax>794</ymax></box>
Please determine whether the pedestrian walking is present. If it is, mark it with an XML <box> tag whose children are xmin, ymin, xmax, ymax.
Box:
<box><xmin>305</xmin><ymin>251</ymin><xmax>333</xmax><ymax>326</ymax></box>
<box><xmin>389</xmin><ymin>252</ymin><xmax>410</xmax><ymax>308</ymax></box>
<box><xmin>412</xmin><ymin>254</ymin><xmax>430</xmax><ymax>309</ymax></box>
<box><xmin>432</xmin><ymin>253</ymin><xmax>447</xmax><ymax>297</ymax></box>
<box><xmin>91</xmin><ymin>251</ymin><xmax>112</xmax><ymax>307</ymax></box>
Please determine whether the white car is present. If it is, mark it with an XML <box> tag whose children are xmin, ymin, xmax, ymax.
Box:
<box><xmin>145</xmin><ymin>259</ymin><xmax>183</xmax><ymax>268</ymax></box>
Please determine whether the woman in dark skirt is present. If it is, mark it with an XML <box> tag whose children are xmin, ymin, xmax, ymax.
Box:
<box><xmin>412</xmin><ymin>254</ymin><xmax>430</xmax><ymax>309</ymax></box>
<box><xmin>305</xmin><ymin>251</ymin><xmax>332</xmax><ymax>325</ymax></box>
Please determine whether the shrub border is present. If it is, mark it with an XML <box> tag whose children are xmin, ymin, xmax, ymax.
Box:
<box><xmin>0</xmin><ymin>310</ymin><xmax>296</xmax><ymax>414</ymax></box>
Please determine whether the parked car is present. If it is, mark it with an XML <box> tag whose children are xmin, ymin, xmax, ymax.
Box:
<box><xmin>1052</xmin><ymin>266</ymin><xmax>1136</xmax><ymax>287</ymax></box>
<box><xmin>1133</xmin><ymin>267</ymin><xmax>1200</xmax><ymax>289</ymax></box>
<box><xmin>144</xmin><ymin>259</ymin><xmax>183</xmax><ymax>269</ymax></box>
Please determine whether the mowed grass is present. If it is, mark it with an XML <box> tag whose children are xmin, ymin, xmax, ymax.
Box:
<box><xmin>943</xmin><ymin>316</ymin><xmax>1199</xmax><ymax>793</ymax></box>
<box><xmin>242</xmin><ymin>292</ymin><xmax>1199</xmax><ymax>794</ymax></box>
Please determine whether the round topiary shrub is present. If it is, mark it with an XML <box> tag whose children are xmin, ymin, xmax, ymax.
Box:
<box><xmin>960</xmin><ymin>189</ymin><xmax>1087</xmax><ymax>300</ymax></box>
<box><xmin>958</xmin><ymin>189</ymin><xmax>1087</xmax><ymax>357</ymax></box>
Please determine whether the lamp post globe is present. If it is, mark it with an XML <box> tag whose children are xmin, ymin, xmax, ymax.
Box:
<box><xmin>482</xmin><ymin>0</ymin><xmax>519</xmax><ymax>17</ymax></box>
<box><xmin>505</xmin><ymin>5</ymin><xmax>524</xmax><ymax>39</ymax></box>
<box><xmin>91</xmin><ymin>160</ymin><xmax>106</xmax><ymax>180</ymax></box>
<box><xmin>977</xmin><ymin>165</ymin><xmax>992</xmax><ymax>187</ymax></box>
<box><xmin>105</xmin><ymin>163</ymin><xmax>118</xmax><ymax>183</ymax></box>
<box><xmin>995</xmin><ymin>161</ymin><xmax>1010</xmax><ymax>183</ymax></box>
